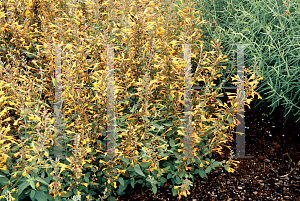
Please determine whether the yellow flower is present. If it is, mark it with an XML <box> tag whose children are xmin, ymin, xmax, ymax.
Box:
<box><xmin>257</xmin><ymin>93</ymin><xmax>262</xmax><ymax>99</ymax></box>
<box><xmin>22</xmin><ymin>171</ymin><xmax>27</xmax><ymax>177</ymax></box>
<box><xmin>76</xmin><ymin>189</ymin><xmax>81</xmax><ymax>195</ymax></box>
<box><xmin>228</xmin><ymin>167</ymin><xmax>235</xmax><ymax>173</ymax></box>
<box><xmin>81</xmin><ymin>183</ymin><xmax>88</xmax><ymax>187</ymax></box>
<box><xmin>0</xmin><ymin>12</ymin><xmax>6</xmax><ymax>18</ymax></box>
<box><xmin>177</xmin><ymin>130</ymin><xmax>184</xmax><ymax>136</ymax></box>
<box><xmin>28</xmin><ymin>156</ymin><xmax>36</xmax><ymax>162</ymax></box>
<box><xmin>246</xmin><ymin>99</ymin><xmax>252</xmax><ymax>104</ymax></box>
<box><xmin>3</xmin><ymin>117</ymin><xmax>11</xmax><ymax>122</ymax></box>
<box><xmin>161</xmin><ymin>156</ymin><xmax>168</xmax><ymax>160</ymax></box>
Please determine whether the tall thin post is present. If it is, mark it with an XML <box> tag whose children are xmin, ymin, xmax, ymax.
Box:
<box><xmin>54</xmin><ymin>44</ymin><xmax>63</xmax><ymax>159</ymax></box>
<box><xmin>231</xmin><ymin>43</ymin><xmax>253</xmax><ymax>159</ymax></box>
<box><xmin>184</xmin><ymin>44</ymin><xmax>193</xmax><ymax>158</ymax></box>
<box><xmin>106</xmin><ymin>44</ymin><xmax>116</xmax><ymax>158</ymax></box>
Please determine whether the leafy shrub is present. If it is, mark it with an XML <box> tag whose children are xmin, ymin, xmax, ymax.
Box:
<box><xmin>0</xmin><ymin>0</ymin><xmax>263</xmax><ymax>200</ymax></box>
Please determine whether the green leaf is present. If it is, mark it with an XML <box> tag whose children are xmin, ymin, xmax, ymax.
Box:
<box><xmin>178</xmin><ymin>171</ymin><xmax>184</xmax><ymax>178</ymax></box>
<box><xmin>163</xmin><ymin>122</ymin><xmax>172</xmax><ymax>127</ymax></box>
<box><xmin>121</xmin><ymin>158</ymin><xmax>130</xmax><ymax>165</ymax></box>
<box><xmin>42</xmin><ymin>102</ymin><xmax>50</xmax><ymax>108</ymax></box>
<box><xmin>26</xmin><ymin>53</ymin><xmax>35</xmax><ymax>59</ymax></box>
<box><xmin>29</xmin><ymin>180</ymin><xmax>35</xmax><ymax>189</ymax></box>
<box><xmin>35</xmin><ymin>191</ymin><xmax>47</xmax><ymax>201</ymax></box>
<box><xmin>151</xmin><ymin>123</ymin><xmax>160</xmax><ymax>129</ymax></box>
<box><xmin>60</xmin><ymin>191</ymin><xmax>72</xmax><ymax>197</ymax></box>
<box><xmin>187</xmin><ymin>158</ymin><xmax>191</xmax><ymax>166</ymax></box>
<box><xmin>142</xmin><ymin>116</ymin><xmax>149</xmax><ymax>122</ymax></box>
<box><xmin>216</xmin><ymin>98</ymin><xmax>223</xmax><ymax>106</ymax></box>
<box><xmin>25</xmin><ymin>102</ymin><xmax>37</xmax><ymax>107</ymax></box>
<box><xmin>169</xmin><ymin>139</ymin><xmax>175</xmax><ymax>147</ymax></box>
<box><xmin>172</xmin><ymin>188</ymin><xmax>178</xmax><ymax>196</ymax></box>
<box><xmin>152</xmin><ymin>184</ymin><xmax>157</xmax><ymax>194</ymax></box>
<box><xmin>0</xmin><ymin>175</ymin><xmax>8</xmax><ymax>185</ymax></box>
<box><xmin>159</xmin><ymin>177</ymin><xmax>167</xmax><ymax>185</ymax></box>
<box><xmin>32</xmin><ymin>33</ymin><xmax>40</xmax><ymax>37</ymax></box>
<box><xmin>117</xmin><ymin>184</ymin><xmax>126</xmax><ymax>195</ymax></box>
<box><xmin>84</xmin><ymin>172</ymin><xmax>91</xmax><ymax>183</ymax></box>
<box><xmin>18</xmin><ymin>181</ymin><xmax>30</xmax><ymax>195</ymax></box>
<box><xmin>175</xmin><ymin>176</ymin><xmax>181</xmax><ymax>184</ymax></box>
<box><xmin>131</xmin><ymin>179</ymin><xmax>135</xmax><ymax>188</ymax></box>
<box><xmin>130</xmin><ymin>104</ymin><xmax>138</xmax><ymax>113</ymax></box>
<box><xmin>134</xmin><ymin>165</ymin><xmax>145</xmax><ymax>177</ymax></box>
<box><xmin>2</xmin><ymin>187</ymin><xmax>8</xmax><ymax>196</ymax></box>
<box><xmin>43</xmin><ymin>177</ymin><xmax>52</xmax><ymax>185</ymax></box>
<box><xmin>39</xmin><ymin>186</ymin><xmax>48</xmax><ymax>192</ymax></box>
<box><xmin>118</xmin><ymin>177</ymin><xmax>124</xmax><ymax>186</ymax></box>
<box><xmin>198</xmin><ymin>170</ymin><xmax>207</xmax><ymax>178</ymax></box>
<box><xmin>30</xmin><ymin>190</ymin><xmax>36</xmax><ymax>200</ymax></box>
<box><xmin>168</xmin><ymin>94</ymin><xmax>173</xmax><ymax>101</ymax></box>
<box><xmin>140</xmin><ymin>162</ymin><xmax>150</xmax><ymax>168</ymax></box>
<box><xmin>211</xmin><ymin>161</ymin><xmax>221</xmax><ymax>169</ymax></box>
<box><xmin>228</xmin><ymin>116</ymin><xmax>233</xmax><ymax>124</ymax></box>
<box><xmin>108</xmin><ymin>196</ymin><xmax>116</xmax><ymax>201</ymax></box>
<box><xmin>205</xmin><ymin>166</ymin><xmax>211</xmax><ymax>173</ymax></box>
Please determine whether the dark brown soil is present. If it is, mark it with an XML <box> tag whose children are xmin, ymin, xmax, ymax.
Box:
<box><xmin>116</xmin><ymin>102</ymin><xmax>300</xmax><ymax>201</ymax></box>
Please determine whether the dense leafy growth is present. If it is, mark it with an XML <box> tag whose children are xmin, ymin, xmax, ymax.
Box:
<box><xmin>0</xmin><ymin>0</ymin><xmax>262</xmax><ymax>200</ymax></box>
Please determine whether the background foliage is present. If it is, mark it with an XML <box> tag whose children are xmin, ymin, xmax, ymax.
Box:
<box><xmin>0</xmin><ymin>0</ymin><xmax>262</xmax><ymax>200</ymax></box>
<box><xmin>194</xmin><ymin>0</ymin><xmax>300</xmax><ymax>122</ymax></box>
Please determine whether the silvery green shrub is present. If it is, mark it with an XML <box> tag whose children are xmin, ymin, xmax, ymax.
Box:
<box><xmin>194</xmin><ymin>0</ymin><xmax>300</xmax><ymax>122</ymax></box>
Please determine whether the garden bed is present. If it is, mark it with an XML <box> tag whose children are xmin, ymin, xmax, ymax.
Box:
<box><xmin>116</xmin><ymin>102</ymin><xmax>300</xmax><ymax>200</ymax></box>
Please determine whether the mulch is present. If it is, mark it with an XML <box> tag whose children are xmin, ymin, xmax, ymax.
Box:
<box><xmin>113</xmin><ymin>102</ymin><xmax>300</xmax><ymax>201</ymax></box>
